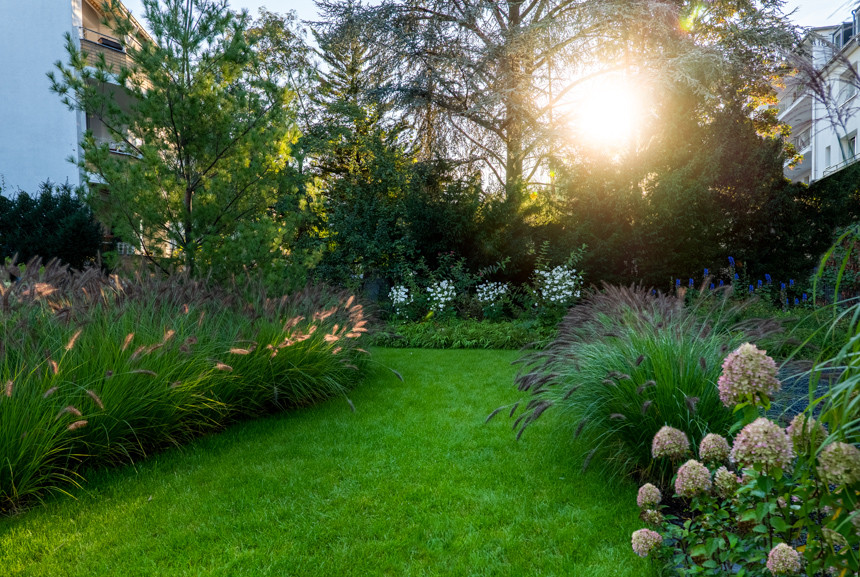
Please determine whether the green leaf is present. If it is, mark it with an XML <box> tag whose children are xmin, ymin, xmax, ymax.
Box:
<box><xmin>689</xmin><ymin>544</ymin><xmax>708</xmax><ymax>557</ymax></box>
<box><xmin>770</xmin><ymin>516</ymin><xmax>788</xmax><ymax>532</ymax></box>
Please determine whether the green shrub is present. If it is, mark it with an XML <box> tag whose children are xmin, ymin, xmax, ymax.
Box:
<box><xmin>629</xmin><ymin>346</ymin><xmax>860</xmax><ymax>576</ymax></box>
<box><xmin>0</xmin><ymin>182</ymin><xmax>105</xmax><ymax>270</ymax></box>
<box><xmin>496</xmin><ymin>285</ymin><xmax>783</xmax><ymax>483</ymax></box>
<box><xmin>0</xmin><ymin>259</ymin><xmax>370</xmax><ymax>513</ymax></box>
<box><xmin>372</xmin><ymin>319</ymin><xmax>553</xmax><ymax>350</ymax></box>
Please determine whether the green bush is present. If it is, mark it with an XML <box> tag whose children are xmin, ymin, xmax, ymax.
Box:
<box><xmin>0</xmin><ymin>260</ymin><xmax>370</xmax><ymax>513</ymax></box>
<box><xmin>0</xmin><ymin>182</ymin><xmax>105</xmax><ymax>270</ymax></box>
<box><xmin>629</xmin><ymin>345</ymin><xmax>860</xmax><ymax>575</ymax></box>
<box><xmin>372</xmin><ymin>318</ymin><xmax>553</xmax><ymax>350</ymax></box>
<box><xmin>496</xmin><ymin>285</ymin><xmax>783</xmax><ymax>483</ymax></box>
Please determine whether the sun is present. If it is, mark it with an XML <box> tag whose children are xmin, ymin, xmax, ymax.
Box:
<box><xmin>571</xmin><ymin>75</ymin><xmax>646</xmax><ymax>152</ymax></box>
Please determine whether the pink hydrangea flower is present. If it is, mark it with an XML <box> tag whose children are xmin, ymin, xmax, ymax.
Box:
<box><xmin>766</xmin><ymin>543</ymin><xmax>801</xmax><ymax>575</ymax></box>
<box><xmin>730</xmin><ymin>418</ymin><xmax>794</xmax><ymax>472</ymax></box>
<box><xmin>786</xmin><ymin>414</ymin><xmax>827</xmax><ymax>454</ymax></box>
<box><xmin>637</xmin><ymin>483</ymin><xmax>661</xmax><ymax>509</ymax></box>
<box><xmin>652</xmin><ymin>426</ymin><xmax>690</xmax><ymax>459</ymax></box>
<box><xmin>640</xmin><ymin>509</ymin><xmax>663</xmax><ymax>525</ymax></box>
<box><xmin>699</xmin><ymin>433</ymin><xmax>730</xmax><ymax>463</ymax></box>
<box><xmin>631</xmin><ymin>528</ymin><xmax>663</xmax><ymax>558</ymax></box>
<box><xmin>817</xmin><ymin>442</ymin><xmax>860</xmax><ymax>486</ymax></box>
<box><xmin>675</xmin><ymin>459</ymin><xmax>711</xmax><ymax>498</ymax></box>
<box><xmin>713</xmin><ymin>466</ymin><xmax>739</xmax><ymax>498</ymax></box>
<box><xmin>717</xmin><ymin>343</ymin><xmax>780</xmax><ymax>408</ymax></box>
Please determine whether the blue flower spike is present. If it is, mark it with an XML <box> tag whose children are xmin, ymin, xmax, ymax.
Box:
<box><xmin>689</xmin><ymin>278</ymin><xmax>694</xmax><ymax>287</ymax></box>
<box><xmin>728</xmin><ymin>256</ymin><xmax>735</xmax><ymax>267</ymax></box>
<box><xmin>749</xmin><ymin>285</ymin><xmax>754</xmax><ymax>293</ymax></box>
<box><xmin>676</xmin><ymin>279</ymin><xmax>681</xmax><ymax>287</ymax></box>
<box><xmin>704</xmin><ymin>268</ymin><xmax>709</xmax><ymax>277</ymax></box>
<box><xmin>803</xmin><ymin>293</ymin><xmax>808</xmax><ymax>302</ymax></box>
<box><xmin>790</xmin><ymin>279</ymin><xmax>794</xmax><ymax>286</ymax></box>
<box><xmin>795</xmin><ymin>298</ymin><xmax>800</xmax><ymax>305</ymax></box>
<box><xmin>765</xmin><ymin>274</ymin><xmax>772</xmax><ymax>284</ymax></box>
<box><xmin>781</xmin><ymin>283</ymin><xmax>786</xmax><ymax>291</ymax></box>
<box><xmin>719</xmin><ymin>280</ymin><xmax>724</xmax><ymax>287</ymax></box>
<box><xmin>734</xmin><ymin>273</ymin><xmax>739</xmax><ymax>280</ymax></box>
<box><xmin>758</xmin><ymin>279</ymin><xmax>763</xmax><ymax>288</ymax></box>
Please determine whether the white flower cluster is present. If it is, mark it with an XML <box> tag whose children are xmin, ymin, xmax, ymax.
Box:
<box><xmin>426</xmin><ymin>279</ymin><xmax>456</xmax><ymax>312</ymax></box>
<box><xmin>476</xmin><ymin>281</ymin><xmax>508</xmax><ymax>304</ymax></box>
<box><xmin>536</xmin><ymin>265</ymin><xmax>582</xmax><ymax>306</ymax></box>
<box><xmin>389</xmin><ymin>284</ymin><xmax>411</xmax><ymax>316</ymax></box>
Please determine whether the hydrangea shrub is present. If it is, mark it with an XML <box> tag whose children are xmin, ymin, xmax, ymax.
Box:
<box><xmin>628</xmin><ymin>342</ymin><xmax>860</xmax><ymax>575</ymax></box>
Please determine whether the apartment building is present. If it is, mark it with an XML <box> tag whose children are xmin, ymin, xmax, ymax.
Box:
<box><xmin>781</xmin><ymin>10</ymin><xmax>860</xmax><ymax>185</ymax></box>
<box><xmin>0</xmin><ymin>0</ymin><xmax>144</xmax><ymax>195</ymax></box>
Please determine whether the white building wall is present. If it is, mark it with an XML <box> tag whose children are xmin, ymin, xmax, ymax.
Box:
<box><xmin>0</xmin><ymin>0</ymin><xmax>84</xmax><ymax>195</ymax></box>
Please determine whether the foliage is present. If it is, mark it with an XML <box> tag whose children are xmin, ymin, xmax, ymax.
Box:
<box><xmin>0</xmin><ymin>182</ymin><xmax>104</xmax><ymax>270</ymax></box>
<box><xmin>552</xmin><ymin>101</ymin><xmax>853</xmax><ymax>288</ymax></box>
<box><xmin>49</xmin><ymin>0</ymin><xmax>297</xmax><ymax>277</ymax></box>
<box><xmin>0</xmin><ymin>349</ymin><xmax>650</xmax><ymax>576</ymax></box>
<box><xmin>371</xmin><ymin>319</ymin><xmax>553</xmax><ymax>350</ymax></box>
<box><xmin>495</xmin><ymin>285</ymin><xmax>784</xmax><ymax>483</ymax></box>
<box><xmin>365</xmin><ymin>0</ymin><xmax>795</xmax><ymax>196</ymax></box>
<box><xmin>631</xmin><ymin>351</ymin><xmax>860</xmax><ymax>576</ymax></box>
<box><xmin>0</xmin><ymin>258</ymin><xmax>370</xmax><ymax>513</ymax></box>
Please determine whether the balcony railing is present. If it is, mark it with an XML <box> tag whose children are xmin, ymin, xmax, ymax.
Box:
<box><xmin>792</xmin><ymin>128</ymin><xmax>811</xmax><ymax>151</ymax></box>
<box><xmin>823</xmin><ymin>152</ymin><xmax>860</xmax><ymax>177</ymax></box>
<box><xmin>79</xmin><ymin>27</ymin><xmax>142</xmax><ymax>71</ymax></box>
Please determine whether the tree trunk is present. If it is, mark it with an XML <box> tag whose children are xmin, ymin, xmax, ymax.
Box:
<box><xmin>504</xmin><ymin>1</ymin><xmax>524</xmax><ymax>198</ymax></box>
<box><xmin>184</xmin><ymin>187</ymin><xmax>194</xmax><ymax>276</ymax></box>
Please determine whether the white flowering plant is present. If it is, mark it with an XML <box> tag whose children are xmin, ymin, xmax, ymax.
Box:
<box><xmin>388</xmin><ymin>284</ymin><xmax>412</xmax><ymax>319</ymax></box>
<box><xmin>426</xmin><ymin>279</ymin><xmax>456</xmax><ymax>315</ymax></box>
<box><xmin>475</xmin><ymin>281</ymin><xmax>509</xmax><ymax>320</ymax></box>
<box><xmin>534</xmin><ymin>264</ymin><xmax>583</xmax><ymax>308</ymax></box>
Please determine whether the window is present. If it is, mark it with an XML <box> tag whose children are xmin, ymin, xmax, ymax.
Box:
<box><xmin>826</xmin><ymin>145</ymin><xmax>832</xmax><ymax>167</ymax></box>
<box><xmin>841</xmin><ymin>68</ymin><xmax>857</xmax><ymax>102</ymax></box>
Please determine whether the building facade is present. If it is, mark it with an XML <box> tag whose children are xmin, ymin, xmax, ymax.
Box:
<box><xmin>0</xmin><ymin>0</ymin><xmax>143</xmax><ymax>195</ymax></box>
<box><xmin>781</xmin><ymin>12</ymin><xmax>860</xmax><ymax>185</ymax></box>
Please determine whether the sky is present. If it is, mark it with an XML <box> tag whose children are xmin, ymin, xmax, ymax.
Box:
<box><xmin>120</xmin><ymin>0</ymin><xmax>860</xmax><ymax>29</ymax></box>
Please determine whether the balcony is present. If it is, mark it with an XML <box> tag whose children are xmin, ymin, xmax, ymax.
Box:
<box><xmin>791</xmin><ymin>127</ymin><xmax>812</xmax><ymax>152</ymax></box>
<box><xmin>778</xmin><ymin>92</ymin><xmax>813</xmax><ymax>127</ymax></box>
<box><xmin>823</xmin><ymin>152</ymin><xmax>860</xmax><ymax>177</ymax></box>
<box><xmin>80</xmin><ymin>27</ymin><xmax>133</xmax><ymax>71</ymax></box>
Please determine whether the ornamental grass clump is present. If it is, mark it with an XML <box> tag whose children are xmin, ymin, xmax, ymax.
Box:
<box><xmin>493</xmin><ymin>284</ymin><xmax>784</xmax><ymax>483</ymax></box>
<box><xmin>0</xmin><ymin>258</ymin><xmax>371</xmax><ymax>513</ymax></box>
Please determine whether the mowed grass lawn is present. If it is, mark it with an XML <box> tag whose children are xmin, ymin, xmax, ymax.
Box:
<box><xmin>0</xmin><ymin>348</ymin><xmax>650</xmax><ymax>576</ymax></box>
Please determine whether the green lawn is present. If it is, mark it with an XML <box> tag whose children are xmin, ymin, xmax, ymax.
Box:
<box><xmin>0</xmin><ymin>348</ymin><xmax>649</xmax><ymax>576</ymax></box>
